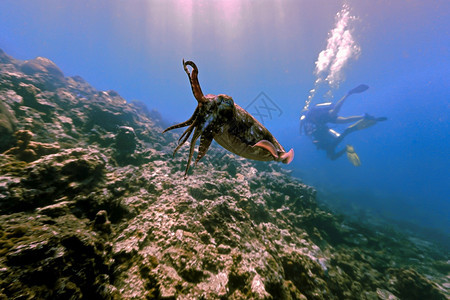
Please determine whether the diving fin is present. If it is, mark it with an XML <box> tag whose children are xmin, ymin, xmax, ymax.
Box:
<box><xmin>354</xmin><ymin>119</ymin><xmax>377</xmax><ymax>130</ymax></box>
<box><xmin>353</xmin><ymin>114</ymin><xmax>387</xmax><ymax>130</ymax></box>
<box><xmin>348</xmin><ymin>84</ymin><xmax>369</xmax><ymax>95</ymax></box>
<box><xmin>346</xmin><ymin>145</ymin><xmax>361</xmax><ymax>167</ymax></box>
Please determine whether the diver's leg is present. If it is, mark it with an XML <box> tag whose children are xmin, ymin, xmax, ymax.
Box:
<box><xmin>333</xmin><ymin>112</ymin><xmax>384</xmax><ymax>140</ymax></box>
<box><xmin>324</xmin><ymin>132</ymin><xmax>346</xmax><ymax>160</ymax></box>
<box><xmin>327</xmin><ymin>147</ymin><xmax>347</xmax><ymax>160</ymax></box>
<box><xmin>339</xmin><ymin>118</ymin><xmax>369</xmax><ymax>138</ymax></box>
<box><xmin>342</xmin><ymin>116</ymin><xmax>387</xmax><ymax>135</ymax></box>
<box><xmin>336</xmin><ymin>116</ymin><xmax>384</xmax><ymax>145</ymax></box>
<box><xmin>331</xmin><ymin>124</ymin><xmax>358</xmax><ymax>147</ymax></box>
<box><xmin>329</xmin><ymin>84</ymin><xmax>369</xmax><ymax>121</ymax></box>
<box><xmin>328</xmin><ymin>94</ymin><xmax>349</xmax><ymax>119</ymax></box>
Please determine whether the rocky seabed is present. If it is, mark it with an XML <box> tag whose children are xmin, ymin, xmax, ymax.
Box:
<box><xmin>0</xmin><ymin>49</ymin><xmax>448</xmax><ymax>299</ymax></box>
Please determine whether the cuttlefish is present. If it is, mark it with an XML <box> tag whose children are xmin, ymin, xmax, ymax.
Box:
<box><xmin>163</xmin><ymin>60</ymin><xmax>294</xmax><ymax>176</ymax></box>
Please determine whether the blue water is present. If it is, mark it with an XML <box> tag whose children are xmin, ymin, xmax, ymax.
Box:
<box><xmin>1</xmin><ymin>1</ymin><xmax>449</xmax><ymax>235</ymax></box>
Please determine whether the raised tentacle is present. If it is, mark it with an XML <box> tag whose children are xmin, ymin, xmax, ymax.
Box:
<box><xmin>183</xmin><ymin>59</ymin><xmax>206</xmax><ymax>104</ymax></box>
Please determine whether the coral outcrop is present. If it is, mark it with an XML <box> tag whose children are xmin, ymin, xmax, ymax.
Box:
<box><xmin>0</xmin><ymin>49</ymin><xmax>448</xmax><ymax>299</ymax></box>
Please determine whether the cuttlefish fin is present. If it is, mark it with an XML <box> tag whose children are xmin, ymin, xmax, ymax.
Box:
<box><xmin>279</xmin><ymin>148</ymin><xmax>294</xmax><ymax>164</ymax></box>
<box><xmin>253</xmin><ymin>140</ymin><xmax>278</xmax><ymax>159</ymax></box>
<box><xmin>253</xmin><ymin>140</ymin><xmax>294</xmax><ymax>164</ymax></box>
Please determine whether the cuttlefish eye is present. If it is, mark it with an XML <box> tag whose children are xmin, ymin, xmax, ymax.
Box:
<box><xmin>218</xmin><ymin>95</ymin><xmax>234</xmax><ymax>107</ymax></box>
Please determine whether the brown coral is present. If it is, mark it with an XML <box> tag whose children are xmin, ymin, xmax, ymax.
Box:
<box><xmin>3</xmin><ymin>130</ymin><xmax>60</xmax><ymax>162</ymax></box>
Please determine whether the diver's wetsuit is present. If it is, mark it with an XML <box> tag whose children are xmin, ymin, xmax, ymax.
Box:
<box><xmin>311</xmin><ymin>124</ymin><xmax>347</xmax><ymax>160</ymax></box>
<box><xmin>301</xmin><ymin>93</ymin><xmax>365</xmax><ymax>133</ymax></box>
<box><xmin>310</xmin><ymin>120</ymin><xmax>370</xmax><ymax>160</ymax></box>
<box><xmin>301</xmin><ymin>84</ymin><xmax>387</xmax><ymax>165</ymax></box>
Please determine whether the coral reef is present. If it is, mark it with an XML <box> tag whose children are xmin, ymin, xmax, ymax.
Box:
<box><xmin>0</xmin><ymin>49</ymin><xmax>448</xmax><ymax>299</ymax></box>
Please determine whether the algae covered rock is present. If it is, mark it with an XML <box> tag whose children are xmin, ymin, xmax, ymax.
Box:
<box><xmin>0</xmin><ymin>98</ymin><xmax>17</xmax><ymax>152</ymax></box>
<box><xmin>3</xmin><ymin>129</ymin><xmax>60</xmax><ymax>162</ymax></box>
<box><xmin>20</xmin><ymin>56</ymin><xmax>66</xmax><ymax>90</ymax></box>
<box><xmin>0</xmin><ymin>213</ymin><xmax>118</xmax><ymax>299</ymax></box>
<box><xmin>0</xmin><ymin>147</ymin><xmax>107</xmax><ymax>214</ymax></box>
<box><xmin>388</xmin><ymin>268</ymin><xmax>447</xmax><ymax>300</ymax></box>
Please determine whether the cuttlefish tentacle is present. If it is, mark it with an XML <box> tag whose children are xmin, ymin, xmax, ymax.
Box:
<box><xmin>185</xmin><ymin>127</ymin><xmax>202</xmax><ymax>176</ymax></box>
<box><xmin>162</xmin><ymin>107</ymin><xmax>199</xmax><ymax>133</ymax></box>
<box><xmin>162</xmin><ymin>120</ymin><xmax>192</xmax><ymax>133</ymax></box>
<box><xmin>163</xmin><ymin>58</ymin><xmax>205</xmax><ymax>134</ymax></box>
<box><xmin>172</xmin><ymin>125</ymin><xmax>195</xmax><ymax>157</ymax></box>
<box><xmin>195</xmin><ymin>134</ymin><xmax>213</xmax><ymax>165</ymax></box>
<box><xmin>183</xmin><ymin>60</ymin><xmax>206</xmax><ymax>103</ymax></box>
<box><xmin>177</xmin><ymin>120</ymin><xmax>197</xmax><ymax>143</ymax></box>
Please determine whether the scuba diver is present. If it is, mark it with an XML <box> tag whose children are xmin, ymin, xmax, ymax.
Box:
<box><xmin>300</xmin><ymin>84</ymin><xmax>387</xmax><ymax>166</ymax></box>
